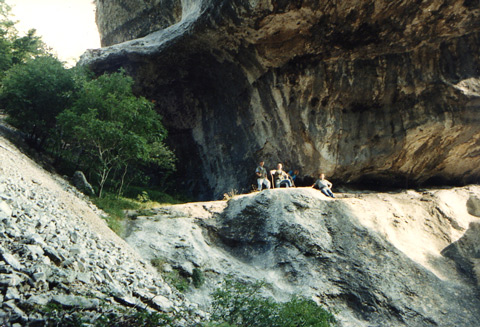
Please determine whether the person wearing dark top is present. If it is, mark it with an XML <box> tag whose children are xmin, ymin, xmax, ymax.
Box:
<box><xmin>255</xmin><ymin>161</ymin><xmax>271</xmax><ymax>191</ymax></box>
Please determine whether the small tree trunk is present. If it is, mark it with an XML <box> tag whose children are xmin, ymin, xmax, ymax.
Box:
<box><xmin>117</xmin><ymin>163</ymin><xmax>129</xmax><ymax>197</ymax></box>
<box><xmin>98</xmin><ymin>165</ymin><xmax>112</xmax><ymax>198</ymax></box>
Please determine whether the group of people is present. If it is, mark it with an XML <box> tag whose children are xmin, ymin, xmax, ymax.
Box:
<box><xmin>255</xmin><ymin>161</ymin><xmax>335</xmax><ymax>198</ymax></box>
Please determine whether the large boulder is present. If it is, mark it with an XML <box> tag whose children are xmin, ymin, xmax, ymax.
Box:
<box><xmin>72</xmin><ymin>171</ymin><xmax>95</xmax><ymax>196</ymax></box>
<box><xmin>84</xmin><ymin>0</ymin><xmax>480</xmax><ymax>199</ymax></box>
<box><xmin>467</xmin><ymin>194</ymin><xmax>480</xmax><ymax>217</ymax></box>
<box><xmin>124</xmin><ymin>186</ymin><xmax>480</xmax><ymax>326</ymax></box>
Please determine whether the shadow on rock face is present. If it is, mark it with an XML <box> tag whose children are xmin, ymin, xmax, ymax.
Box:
<box><xmin>441</xmin><ymin>222</ymin><xmax>480</xmax><ymax>286</ymax></box>
<box><xmin>467</xmin><ymin>195</ymin><xmax>480</xmax><ymax>217</ymax></box>
<box><xmin>216</xmin><ymin>189</ymin><xmax>480</xmax><ymax>325</ymax></box>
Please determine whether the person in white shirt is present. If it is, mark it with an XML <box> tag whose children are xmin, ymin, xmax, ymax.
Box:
<box><xmin>270</xmin><ymin>163</ymin><xmax>292</xmax><ymax>188</ymax></box>
<box><xmin>312</xmin><ymin>173</ymin><xmax>335</xmax><ymax>198</ymax></box>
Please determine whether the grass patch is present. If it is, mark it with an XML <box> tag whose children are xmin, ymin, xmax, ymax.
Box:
<box><xmin>150</xmin><ymin>258</ymin><xmax>195</xmax><ymax>293</ymax></box>
<box><xmin>123</xmin><ymin>186</ymin><xmax>190</xmax><ymax>205</ymax></box>
<box><xmin>92</xmin><ymin>193</ymin><xmax>140</xmax><ymax>236</ymax></box>
<box><xmin>165</xmin><ymin>270</ymin><xmax>190</xmax><ymax>292</ymax></box>
<box><xmin>92</xmin><ymin>187</ymin><xmax>188</xmax><ymax>236</ymax></box>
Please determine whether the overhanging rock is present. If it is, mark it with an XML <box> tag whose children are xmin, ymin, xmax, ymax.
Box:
<box><xmin>83</xmin><ymin>0</ymin><xmax>480</xmax><ymax>199</ymax></box>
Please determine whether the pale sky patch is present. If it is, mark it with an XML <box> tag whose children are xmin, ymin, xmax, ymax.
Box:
<box><xmin>8</xmin><ymin>0</ymin><xmax>101</xmax><ymax>66</ymax></box>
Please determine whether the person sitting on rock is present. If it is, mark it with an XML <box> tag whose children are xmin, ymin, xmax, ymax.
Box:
<box><xmin>270</xmin><ymin>163</ymin><xmax>292</xmax><ymax>188</ymax></box>
<box><xmin>288</xmin><ymin>169</ymin><xmax>299</xmax><ymax>186</ymax></box>
<box><xmin>255</xmin><ymin>160</ymin><xmax>271</xmax><ymax>191</ymax></box>
<box><xmin>312</xmin><ymin>173</ymin><xmax>335</xmax><ymax>198</ymax></box>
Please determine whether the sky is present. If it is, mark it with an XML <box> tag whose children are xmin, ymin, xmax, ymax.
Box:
<box><xmin>8</xmin><ymin>0</ymin><xmax>101</xmax><ymax>66</ymax></box>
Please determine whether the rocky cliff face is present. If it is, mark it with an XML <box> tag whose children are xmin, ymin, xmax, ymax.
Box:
<box><xmin>84</xmin><ymin>0</ymin><xmax>480</xmax><ymax>199</ymax></box>
<box><xmin>125</xmin><ymin>186</ymin><xmax>480</xmax><ymax>326</ymax></box>
<box><xmin>3</xmin><ymin>114</ymin><xmax>480</xmax><ymax>326</ymax></box>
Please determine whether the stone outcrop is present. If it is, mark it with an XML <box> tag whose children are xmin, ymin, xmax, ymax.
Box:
<box><xmin>72</xmin><ymin>170</ymin><xmax>95</xmax><ymax>196</ymax></box>
<box><xmin>95</xmin><ymin>0</ymin><xmax>182</xmax><ymax>47</ymax></box>
<box><xmin>125</xmin><ymin>185</ymin><xmax>480</xmax><ymax>327</ymax></box>
<box><xmin>442</xmin><ymin>222</ymin><xmax>480</xmax><ymax>287</ymax></box>
<box><xmin>467</xmin><ymin>194</ymin><xmax>480</xmax><ymax>217</ymax></box>
<box><xmin>83</xmin><ymin>0</ymin><xmax>480</xmax><ymax>200</ymax></box>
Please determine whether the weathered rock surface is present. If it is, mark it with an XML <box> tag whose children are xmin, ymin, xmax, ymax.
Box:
<box><xmin>83</xmin><ymin>0</ymin><xmax>480</xmax><ymax>199</ymax></box>
<box><xmin>72</xmin><ymin>170</ymin><xmax>95</xmax><ymax>196</ymax></box>
<box><xmin>442</xmin><ymin>221</ymin><xmax>480</xmax><ymax>287</ymax></box>
<box><xmin>96</xmin><ymin>0</ymin><xmax>182</xmax><ymax>47</ymax></box>
<box><xmin>125</xmin><ymin>186</ymin><xmax>480</xmax><ymax>326</ymax></box>
<box><xmin>466</xmin><ymin>194</ymin><xmax>480</xmax><ymax>217</ymax></box>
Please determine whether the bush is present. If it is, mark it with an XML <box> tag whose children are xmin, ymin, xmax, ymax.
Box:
<box><xmin>1</xmin><ymin>55</ymin><xmax>75</xmax><ymax>148</ymax></box>
<box><xmin>150</xmin><ymin>257</ymin><xmax>192</xmax><ymax>292</ymax></box>
<box><xmin>275</xmin><ymin>295</ymin><xmax>337</xmax><ymax>327</ymax></box>
<box><xmin>39</xmin><ymin>302</ymin><xmax>173</xmax><ymax>327</ymax></box>
<box><xmin>192</xmin><ymin>268</ymin><xmax>205</xmax><ymax>288</ymax></box>
<box><xmin>123</xmin><ymin>185</ymin><xmax>189</xmax><ymax>205</ymax></box>
<box><xmin>209</xmin><ymin>278</ymin><xmax>336</xmax><ymax>327</ymax></box>
<box><xmin>57</xmin><ymin>70</ymin><xmax>176</xmax><ymax>197</ymax></box>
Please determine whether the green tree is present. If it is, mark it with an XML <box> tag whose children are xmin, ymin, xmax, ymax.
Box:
<box><xmin>0</xmin><ymin>0</ymin><xmax>16</xmax><ymax>72</ymax></box>
<box><xmin>0</xmin><ymin>0</ymin><xmax>46</xmax><ymax>74</ymax></box>
<box><xmin>1</xmin><ymin>55</ymin><xmax>75</xmax><ymax>148</ymax></box>
<box><xmin>10</xmin><ymin>28</ymin><xmax>46</xmax><ymax>65</ymax></box>
<box><xmin>57</xmin><ymin>70</ymin><xmax>175</xmax><ymax>197</ymax></box>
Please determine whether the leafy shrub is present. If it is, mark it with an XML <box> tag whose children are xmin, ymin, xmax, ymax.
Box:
<box><xmin>274</xmin><ymin>295</ymin><xmax>337</xmax><ymax>327</ymax></box>
<box><xmin>95</xmin><ymin>309</ymin><xmax>173</xmax><ymax>327</ymax></box>
<box><xmin>124</xmin><ymin>185</ymin><xmax>189</xmax><ymax>205</ymax></box>
<box><xmin>39</xmin><ymin>302</ymin><xmax>173</xmax><ymax>327</ymax></box>
<box><xmin>209</xmin><ymin>278</ymin><xmax>336</xmax><ymax>327</ymax></box>
<box><xmin>137</xmin><ymin>190</ymin><xmax>151</xmax><ymax>203</ymax></box>
<box><xmin>192</xmin><ymin>268</ymin><xmax>205</xmax><ymax>288</ymax></box>
<box><xmin>151</xmin><ymin>257</ymin><xmax>191</xmax><ymax>292</ymax></box>
<box><xmin>166</xmin><ymin>270</ymin><xmax>190</xmax><ymax>292</ymax></box>
<box><xmin>57</xmin><ymin>70</ymin><xmax>176</xmax><ymax>197</ymax></box>
<box><xmin>1</xmin><ymin>55</ymin><xmax>75</xmax><ymax>148</ymax></box>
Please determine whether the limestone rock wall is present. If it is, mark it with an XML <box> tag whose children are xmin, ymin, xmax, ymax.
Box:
<box><xmin>125</xmin><ymin>186</ymin><xmax>480</xmax><ymax>326</ymax></box>
<box><xmin>86</xmin><ymin>0</ymin><xmax>480</xmax><ymax>199</ymax></box>
<box><xmin>95</xmin><ymin>0</ymin><xmax>182</xmax><ymax>46</ymax></box>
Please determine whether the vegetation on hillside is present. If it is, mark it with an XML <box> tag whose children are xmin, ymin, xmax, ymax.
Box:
<box><xmin>208</xmin><ymin>278</ymin><xmax>336</xmax><ymax>327</ymax></box>
<box><xmin>0</xmin><ymin>0</ymin><xmax>46</xmax><ymax>74</ymax></box>
<box><xmin>57</xmin><ymin>70</ymin><xmax>175</xmax><ymax>197</ymax></box>
<box><xmin>37</xmin><ymin>277</ymin><xmax>336</xmax><ymax>327</ymax></box>
<box><xmin>2</xmin><ymin>56</ymin><xmax>76</xmax><ymax>148</ymax></box>
<box><xmin>0</xmin><ymin>0</ymin><xmax>176</xmax><ymax>199</ymax></box>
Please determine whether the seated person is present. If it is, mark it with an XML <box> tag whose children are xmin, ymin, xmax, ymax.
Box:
<box><xmin>312</xmin><ymin>173</ymin><xmax>335</xmax><ymax>198</ymax></box>
<box><xmin>270</xmin><ymin>163</ymin><xmax>292</xmax><ymax>188</ymax></box>
<box><xmin>288</xmin><ymin>169</ymin><xmax>299</xmax><ymax>186</ymax></box>
<box><xmin>255</xmin><ymin>160</ymin><xmax>271</xmax><ymax>191</ymax></box>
